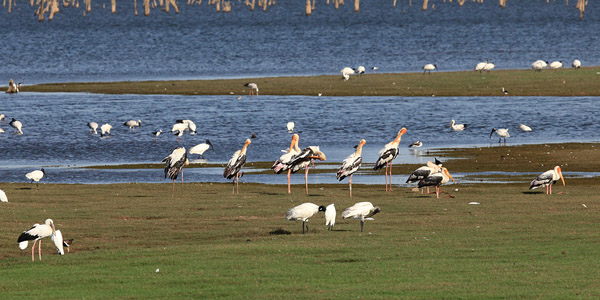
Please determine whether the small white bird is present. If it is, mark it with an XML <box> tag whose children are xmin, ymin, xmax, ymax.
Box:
<box><xmin>549</xmin><ymin>61</ymin><xmax>563</xmax><ymax>69</ymax></box>
<box><xmin>0</xmin><ymin>189</ymin><xmax>8</xmax><ymax>202</ymax></box>
<box><xmin>450</xmin><ymin>119</ymin><xmax>467</xmax><ymax>131</ymax></box>
<box><xmin>26</xmin><ymin>168</ymin><xmax>46</xmax><ymax>188</ymax></box>
<box><xmin>100</xmin><ymin>123</ymin><xmax>112</xmax><ymax>137</ymax></box>
<box><xmin>17</xmin><ymin>219</ymin><xmax>56</xmax><ymax>261</ymax></box>
<box><xmin>124</xmin><ymin>120</ymin><xmax>142</xmax><ymax>131</ymax></box>
<box><xmin>342</xmin><ymin>202</ymin><xmax>381</xmax><ymax>232</ymax></box>
<box><xmin>529</xmin><ymin>166</ymin><xmax>565</xmax><ymax>195</ymax></box>
<box><xmin>355</xmin><ymin>66</ymin><xmax>366</xmax><ymax>75</ymax></box>
<box><xmin>285</xmin><ymin>202</ymin><xmax>326</xmax><ymax>234</ymax></box>
<box><xmin>189</xmin><ymin>140</ymin><xmax>214</xmax><ymax>159</ymax></box>
<box><xmin>0</xmin><ymin>128</ymin><xmax>4</xmax><ymax>133</ymax></box>
<box><xmin>532</xmin><ymin>60</ymin><xmax>548</xmax><ymax>71</ymax></box>
<box><xmin>490</xmin><ymin>128</ymin><xmax>510</xmax><ymax>143</ymax></box>
<box><xmin>572</xmin><ymin>59</ymin><xmax>581</xmax><ymax>69</ymax></box>
<box><xmin>519</xmin><ymin>124</ymin><xmax>532</xmax><ymax>132</ymax></box>
<box><xmin>325</xmin><ymin>203</ymin><xmax>336</xmax><ymax>231</ymax></box>
<box><xmin>286</xmin><ymin>121</ymin><xmax>295</xmax><ymax>133</ymax></box>
<box><xmin>422</xmin><ymin>64</ymin><xmax>437</xmax><ymax>74</ymax></box>
<box><xmin>408</xmin><ymin>140</ymin><xmax>423</xmax><ymax>148</ymax></box>
<box><xmin>9</xmin><ymin>118</ymin><xmax>23</xmax><ymax>135</ymax></box>
<box><xmin>87</xmin><ymin>122</ymin><xmax>98</xmax><ymax>134</ymax></box>
<box><xmin>244</xmin><ymin>83</ymin><xmax>259</xmax><ymax>96</ymax></box>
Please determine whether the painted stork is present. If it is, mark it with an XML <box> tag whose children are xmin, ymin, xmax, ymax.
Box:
<box><xmin>285</xmin><ymin>146</ymin><xmax>327</xmax><ymax>195</ymax></box>
<box><xmin>223</xmin><ymin>139</ymin><xmax>252</xmax><ymax>194</ymax></box>
<box><xmin>100</xmin><ymin>123</ymin><xmax>112</xmax><ymax>137</ymax></box>
<box><xmin>572</xmin><ymin>59</ymin><xmax>581</xmax><ymax>69</ymax></box>
<box><xmin>87</xmin><ymin>122</ymin><xmax>98</xmax><ymax>134</ymax></box>
<box><xmin>342</xmin><ymin>202</ymin><xmax>381</xmax><ymax>232</ymax></box>
<box><xmin>285</xmin><ymin>203</ymin><xmax>326</xmax><ymax>234</ymax></box>
<box><xmin>408</xmin><ymin>140</ymin><xmax>422</xmax><ymax>148</ymax></box>
<box><xmin>0</xmin><ymin>188</ymin><xmax>7</xmax><ymax>202</ymax></box>
<box><xmin>418</xmin><ymin>167</ymin><xmax>455</xmax><ymax>199</ymax></box>
<box><xmin>26</xmin><ymin>168</ymin><xmax>46</xmax><ymax>189</ymax></box>
<box><xmin>549</xmin><ymin>61</ymin><xmax>563</xmax><ymax>69</ymax></box>
<box><xmin>422</xmin><ymin>64</ymin><xmax>437</xmax><ymax>74</ymax></box>
<box><xmin>325</xmin><ymin>203</ymin><xmax>336</xmax><ymax>231</ymax></box>
<box><xmin>373</xmin><ymin>128</ymin><xmax>407</xmax><ymax>192</ymax></box>
<box><xmin>529</xmin><ymin>166</ymin><xmax>565</xmax><ymax>195</ymax></box>
<box><xmin>406</xmin><ymin>159</ymin><xmax>443</xmax><ymax>194</ymax></box>
<box><xmin>124</xmin><ymin>119</ymin><xmax>142</xmax><ymax>131</ymax></box>
<box><xmin>17</xmin><ymin>219</ymin><xmax>56</xmax><ymax>262</ymax></box>
<box><xmin>176</xmin><ymin>119</ymin><xmax>197</xmax><ymax>135</ymax></box>
<box><xmin>162</xmin><ymin>147</ymin><xmax>189</xmax><ymax>196</ymax></box>
<box><xmin>286</xmin><ymin>121</ymin><xmax>295</xmax><ymax>133</ymax></box>
<box><xmin>272</xmin><ymin>134</ymin><xmax>301</xmax><ymax>194</ymax></box>
<box><xmin>9</xmin><ymin>118</ymin><xmax>23</xmax><ymax>135</ymax></box>
<box><xmin>502</xmin><ymin>87</ymin><xmax>509</xmax><ymax>97</ymax></box>
<box><xmin>336</xmin><ymin>139</ymin><xmax>366</xmax><ymax>197</ymax></box>
<box><xmin>189</xmin><ymin>140</ymin><xmax>214</xmax><ymax>159</ymax></box>
<box><xmin>450</xmin><ymin>120</ymin><xmax>467</xmax><ymax>131</ymax></box>
<box><xmin>519</xmin><ymin>124</ymin><xmax>532</xmax><ymax>132</ymax></box>
<box><xmin>490</xmin><ymin>128</ymin><xmax>510</xmax><ymax>143</ymax></box>
<box><xmin>244</xmin><ymin>83</ymin><xmax>259</xmax><ymax>96</ymax></box>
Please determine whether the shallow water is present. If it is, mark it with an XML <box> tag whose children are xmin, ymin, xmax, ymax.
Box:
<box><xmin>0</xmin><ymin>93</ymin><xmax>598</xmax><ymax>184</ymax></box>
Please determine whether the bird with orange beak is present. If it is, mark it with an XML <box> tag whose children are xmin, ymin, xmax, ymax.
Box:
<box><xmin>337</xmin><ymin>139</ymin><xmax>366</xmax><ymax>197</ymax></box>
<box><xmin>374</xmin><ymin>128</ymin><xmax>407</xmax><ymax>192</ymax></box>
<box><xmin>224</xmin><ymin>139</ymin><xmax>252</xmax><ymax>194</ymax></box>
<box><xmin>418</xmin><ymin>167</ymin><xmax>456</xmax><ymax>199</ymax></box>
<box><xmin>529</xmin><ymin>166</ymin><xmax>565</xmax><ymax>195</ymax></box>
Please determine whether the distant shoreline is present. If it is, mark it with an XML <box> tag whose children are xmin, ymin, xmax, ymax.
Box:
<box><xmin>14</xmin><ymin>66</ymin><xmax>600</xmax><ymax>97</ymax></box>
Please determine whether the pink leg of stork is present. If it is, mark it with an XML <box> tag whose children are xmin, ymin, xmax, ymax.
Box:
<box><xmin>31</xmin><ymin>240</ymin><xmax>37</xmax><ymax>262</ymax></box>
<box><xmin>38</xmin><ymin>240</ymin><xmax>42</xmax><ymax>261</ymax></box>
<box><xmin>305</xmin><ymin>166</ymin><xmax>310</xmax><ymax>195</ymax></box>
<box><xmin>389</xmin><ymin>162</ymin><xmax>393</xmax><ymax>191</ymax></box>
<box><xmin>436</xmin><ymin>186</ymin><xmax>440</xmax><ymax>199</ymax></box>
<box><xmin>384</xmin><ymin>162</ymin><xmax>389</xmax><ymax>192</ymax></box>
<box><xmin>549</xmin><ymin>184</ymin><xmax>552</xmax><ymax>195</ymax></box>
<box><xmin>349</xmin><ymin>174</ymin><xmax>353</xmax><ymax>198</ymax></box>
<box><xmin>287</xmin><ymin>170</ymin><xmax>291</xmax><ymax>194</ymax></box>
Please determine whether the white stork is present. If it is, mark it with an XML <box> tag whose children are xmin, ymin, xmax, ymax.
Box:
<box><xmin>244</xmin><ymin>83</ymin><xmax>259</xmax><ymax>96</ymax></box>
<box><xmin>176</xmin><ymin>119</ymin><xmax>197</xmax><ymax>135</ymax></box>
<box><xmin>87</xmin><ymin>122</ymin><xmax>98</xmax><ymax>134</ymax></box>
<box><xmin>418</xmin><ymin>167</ymin><xmax>455</xmax><ymax>199</ymax></box>
<box><xmin>287</xmin><ymin>145</ymin><xmax>327</xmax><ymax>195</ymax></box>
<box><xmin>373</xmin><ymin>128</ymin><xmax>407</xmax><ymax>192</ymax></box>
<box><xmin>189</xmin><ymin>140</ymin><xmax>214</xmax><ymax>159</ymax></box>
<box><xmin>406</xmin><ymin>159</ymin><xmax>443</xmax><ymax>194</ymax></box>
<box><xmin>450</xmin><ymin>119</ymin><xmax>467</xmax><ymax>131</ymax></box>
<box><xmin>0</xmin><ymin>188</ymin><xmax>8</xmax><ymax>202</ymax></box>
<box><xmin>490</xmin><ymin>128</ymin><xmax>510</xmax><ymax>143</ymax></box>
<box><xmin>342</xmin><ymin>202</ymin><xmax>381</xmax><ymax>232</ymax></box>
<box><xmin>336</xmin><ymin>139</ymin><xmax>366</xmax><ymax>197</ymax></box>
<box><xmin>529</xmin><ymin>166</ymin><xmax>565</xmax><ymax>195</ymax></box>
<box><xmin>162</xmin><ymin>147</ymin><xmax>189</xmax><ymax>196</ymax></box>
<box><xmin>422</xmin><ymin>64</ymin><xmax>437</xmax><ymax>74</ymax></box>
<box><xmin>286</xmin><ymin>121</ymin><xmax>295</xmax><ymax>133</ymax></box>
<box><xmin>408</xmin><ymin>140</ymin><xmax>422</xmax><ymax>148</ymax></box>
<box><xmin>26</xmin><ymin>168</ymin><xmax>46</xmax><ymax>189</ymax></box>
<box><xmin>325</xmin><ymin>203</ymin><xmax>336</xmax><ymax>231</ymax></box>
<box><xmin>572</xmin><ymin>59</ymin><xmax>581</xmax><ymax>69</ymax></box>
<box><xmin>124</xmin><ymin>119</ymin><xmax>142</xmax><ymax>131</ymax></box>
<box><xmin>9</xmin><ymin>118</ymin><xmax>23</xmax><ymax>135</ymax></box>
<box><xmin>223</xmin><ymin>139</ymin><xmax>252</xmax><ymax>194</ymax></box>
<box><xmin>549</xmin><ymin>61</ymin><xmax>563</xmax><ymax>69</ymax></box>
<box><xmin>17</xmin><ymin>219</ymin><xmax>56</xmax><ymax>261</ymax></box>
<box><xmin>519</xmin><ymin>124</ymin><xmax>532</xmax><ymax>132</ymax></box>
<box><xmin>100</xmin><ymin>123</ymin><xmax>112</xmax><ymax>137</ymax></box>
<box><xmin>285</xmin><ymin>203</ymin><xmax>326</xmax><ymax>234</ymax></box>
<box><xmin>272</xmin><ymin>134</ymin><xmax>301</xmax><ymax>194</ymax></box>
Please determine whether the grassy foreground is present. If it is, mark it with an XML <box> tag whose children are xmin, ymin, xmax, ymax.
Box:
<box><xmin>0</xmin><ymin>178</ymin><xmax>599</xmax><ymax>298</ymax></box>
<box><xmin>22</xmin><ymin>67</ymin><xmax>600</xmax><ymax>97</ymax></box>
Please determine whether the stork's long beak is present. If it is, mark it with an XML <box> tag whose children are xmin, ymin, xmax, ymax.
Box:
<box><xmin>558</xmin><ymin>167</ymin><xmax>565</xmax><ymax>186</ymax></box>
<box><xmin>445</xmin><ymin>168</ymin><xmax>456</xmax><ymax>183</ymax></box>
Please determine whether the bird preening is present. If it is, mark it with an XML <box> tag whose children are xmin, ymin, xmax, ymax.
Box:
<box><xmin>223</xmin><ymin>139</ymin><xmax>251</xmax><ymax>194</ymax></box>
<box><xmin>374</xmin><ymin>128</ymin><xmax>407</xmax><ymax>192</ymax></box>
<box><xmin>162</xmin><ymin>147</ymin><xmax>189</xmax><ymax>196</ymax></box>
<box><xmin>336</xmin><ymin>139</ymin><xmax>366</xmax><ymax>197</ymax></box>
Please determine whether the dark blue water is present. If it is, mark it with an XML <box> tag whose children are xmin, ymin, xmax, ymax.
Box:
<box><xmin>0</xmin><ymin>93</ymin><xmax>598</xmax><ymax>184</ymax></box>
<box><xmin>1</xmin><ymin>1</ymin><xmax>599</xmax><ymax>84</ymax></box>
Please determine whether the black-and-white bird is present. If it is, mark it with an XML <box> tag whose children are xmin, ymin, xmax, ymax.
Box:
<box><xmin>17</xmin><ymin>219</ymin><xmax>56</xmax><ymax>262</ymax></box>
<box><xmin>336</xmin><ymin>139</ymin><xmax>366</xmax><ymax>197</ymax></box>
<box><xmin>100</xmin><ymin>123</ymin><xmax>112</xmax><ymax>137</ymax></box>
<box><xmin>532</xmin><ymin>60</ymin><xmax>548</xmax><ymax>71</ymax></box>
<box><xmin>342</xmin><ymin>202</ymin><xmax>381</xmax><ymax>232</ymax></box>
<box><xmin>502</xmin><ymin>87</ymin><xmax>510</xmax><ymax>97</ymax></box>
<box><xmin>418</xmin><ymin>167</ymin><xmax>455</xmax><ymax>198</ymax></box>
<box><xmin>373</xmin><ymin>128</ymin><xmax>407</xmax><ymax>192</ymax></box>
<box><xmin>529</xmin><ymin>166</ymin><xmax>565</xmax><ymax>195</ymax></box>
<box><xmin>189</xmin><ymin>140</ymin><xmax>214</xmax><ymax>159</ymax></box>
<box><xmin>171</xmin><ymin>123</ymin><xmax>188</xmax><ymax>142</ymax></box>
<box><xmin>408</xmin><ymin>140</ymin><xmax>423</xmax><ymax>148</ymax></box>
<box><xmin>62</xmin><ymin>238</ymin><xmax>74</xmax><ymax>253</ymax></box>
<box><xmin>162</xmin><ymin>147</ymin><xmax>189</xmax><ymax>195</ymax></box>
<box><xmin>406</xmin><ymin>159</ymin><xmax>443</xmax><ymax>194</ymax></box>
<box><xmin>355</xmin><ymin>66</ymin><xmax>366</xmax><ymax>75</ymax></box>
<box><xmin>272</xmin><ymin>134</ymin><xmax>301</xmax><ymax>194</ymax></box>
<box><xmin>285</xmin><ymin>203</ymin><xmax>326</xmax><ymax>234</ymax></box>
<box><xmin>572</xmin><ymin>59</ymin><xmax>581</xmax><ymax>69</ymax></box>
<box><xmin>371</xmin><ymin>66</ymin><xmax>378</xmax><ymax>72</ymax></box>
<box><xmin>223</xmin><ymin>139</ymin><xmax>252</xmax><ymax>194</ymax></box>
<box><xmin>176</xmin><ymin>119</ymin><xmax>197</xmax><ymax>135</ymax></box>
<box><xmin>9</xmin><ymin>118</ymin><xmax>23</xmax><ymax>135</ymax></box>
<box><xmin>244</xmin><ymin>83</ymin><xmax>259</xmax><ymax>96</ymax></box>
<box><xmin>287</xmin><ymin>145</ymin><xmax>327</xmax><ymax>195</ymax></box>
<box><xmin>549</xmin><ymin>61</ymin><xmax>563</xmax><ymax>69</ymax></box>
<box><xmin>0</xmin><ymin>188</ymin><xmax>8</xmax><ymax>202</ymax></box>
<box><xmin>422</xmin><ymin>64</ymin><xmax>437</xmax><ymax>74</ymax></box>
<box><xmin>450</xmin><ymin>119</ymin><xmax>467</xmax><ymax>131</ymax></box>
<box><xmin>341</xmin><ymin>67</ymin><xmax>355</xmax><ymax>81</ymax></box>
<box><xmin>26</xmin><ymin>168</ymin><xmax>46</xmax><ymax>188</ymax></box>
<box><xmin>490</xmin><ymin>128</ymin><xmax>510</xmax><ymax>143</ymax></box>
<box><xmin>325</xmin><ymin>203</ymin><xmax>336</xmax><ymax>231</ymax></box>
<box><xmin>87</xmin><ymin>122</ymin><xmax>99</xmax><ymax>134</ymax></box>
<box><xmin>152</xmin><ymin>130</ymin><xmax>162</xmax><ymax>141</ymax></box>
<box><xmin>124</xmin><ymin>119</ymin><xmax>142</xmax><ymax>131</ymax></box>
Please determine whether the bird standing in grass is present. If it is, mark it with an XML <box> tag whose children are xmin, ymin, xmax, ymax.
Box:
<box><xmin>572</xmin><ymin>59</ymin><xmax>581</xmax><ymax>69</ymax></box>
<box><xmin>529</xmin><ymin>166</ymin><xmax>565</xmax><ymax>195</ymax></box>
<box><xmin>162</xmin><ymin>147</ymin><xmax>189</xmax><ymax>196</ymax></box>
<box><xmin>418</xmin><ymin>167</ymin><xmax>455</xmax><ymax>199</ymax></box>
<box><xmin>342</xmin><ymin>202</ymin><xmax>381</xmax><ymax>232</ymax></box>
<box><xmin>406</xmin><ymin>159</ymin><xmax>443</xmax><ymax>194</ymax></box>
<box><xmin>0</xmin><ymin>189</ymin><xmax>7</xmax><ymax>202</ymax></box>
<box><xmin>244</xmin><ymin>83</ymin><xmax>259</xmax><ymax>96</ymax></box>
<box><xmin>325</xmin><ymin>203</ymin><xmax>336</xmax><ymax>231</ymax></box>
<box><xmin>17</xmin><ymin>219</ymin><xmax>56</xmax><ymax>262</ymax></box>
<box><xmin>422</xmin><ymin>64</ymin><xmax>437</xmax><ymax>74</ymax></box>
<box><xmin>26</xmin><ymin>168</ymin><xmax>46</xmax><ymax>189</ymax></box>
<box><xmin>336</xmin><ymin>139</ymin><xmax>366</xmax><ymax>197</ymax></box>
<box><xmin>286</xmin><ymin>203</ymin><xmax>326</xmax><ymax>234</ymax></box>
<box><xmin>272</xmin><ymin>134</ymin><xmax>301</xmax><ymax>194</ymax></box>
<box><xmin>374</xmin><ymin>128</ymin><xmax>407</xmax><ymax>192</ymax></box>
<box><xmin>224</xmin><ymin>139</ymin><xmax>251</xmax><ymax>194</ymax></box>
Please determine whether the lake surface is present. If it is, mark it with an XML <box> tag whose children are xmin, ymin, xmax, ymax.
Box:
<box><xmin>1</xmin><ymin>1</ymin><xmax>599</xmax><ymax>84</ymax></box>
<box><xmin>0</xmin><ymin>93</ymin><xmax>598</xmax><ymax>184</ymax></box>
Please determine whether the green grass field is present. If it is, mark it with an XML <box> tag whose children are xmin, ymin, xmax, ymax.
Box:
<box><xmin>20</xmin><ymin>67</ymin><xmax>600</xmax><ymax>97</ymax></box>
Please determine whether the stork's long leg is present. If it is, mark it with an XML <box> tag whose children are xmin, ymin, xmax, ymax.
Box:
<box><xmin>550</xmin><ymin>184</ymin><xmax>552</xmax><ymax>195</ymax></box>
<box><xmin>287</xmin><ymin>170</ymin><xmax>291</xmax><ymax>194</ymax></box>
<box><xmin>38</xmin><ymin>240</ymin><xmax>42</xmax><ymax>261</ymax></box>
<box><xmin>349</xmin><ymin>174</ymin><xmax>353</xmax><ymax>198</ymax></box>
<box><xmin>436</xmin><ymin>186</ymin><xmax>440</xmax><ymax>199</ymax></box>
<box><xmin>302</xmin><ymin>221</ymin><xmax>305</xmax><ymax>234</ymax></box>
<box><xmin>389</xmin><ymin>161</ymin><xmax>393</xmax><ymax>191</ymax></box>
<box><xmin>304</xmin><ymin>166</ymin><xmax>309</xmax><ymax>195</ymax></box>
<box><xmin>384</xmin><ymin>162</ymin><xmax>389</xmax><ymax>192</ymax></box>
<box><xmin>236</xmin><ymin>173</ymin><xmax>240</xmax><ymax>194</ymax></box>
<box><xmin>31</xmin><ymin>240</ymin><xmax>37</xmax><ymax>262</ymax></box>
<box><xmin>360</xmin><ymin>220</ymin><xmax>364</xmax><ymax>232</ymax></box>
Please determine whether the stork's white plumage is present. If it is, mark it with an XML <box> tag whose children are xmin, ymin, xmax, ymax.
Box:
<box><xmin>450</xmin><ymin>119</ymin><xmax>467</xmax><ymax>131</ymax></box>
<box><xmin>176</xmin><ymin>119</ymin><xmax>197</xmax><ymax>135</ymax></box>
<box><xmin>87</xmin><ymin>122</ymin><xmax>98</xmax><ymax>134</ymax></box>
<box><xmin>374</xmin><ymin>128</ymin><xmax>407</xmax><ymax>192</ymax></box>
<box><xmin>124</xmin><ymin>119</ymin><xmax>142</xmax><ymax>131</ymax></box>
<box><xmin>17</xmin><ymin>219</ymin><xmax>56</xmax><ymax>261</ymax></box>
<box><xmin>244</xmin><ymin>83</ymin><xmax>259</xmax><ymax>96</ymax></box>
<box><xmin>162</xmin><ymin>147</ymin><xmax>189</xmax><ymax>195</ymax></box>
<box><xmin>286</xmin><ymin>121</ymin><xmax>295</xmax><ymax>133</ymax></box>
<box><xmin>285</xmin><ymin>202</ymin><xmax>326</xmax><ymax>234</ymax></box>
<box><xmin>549</xmin><ymin>61</ymin><xmax>563</xmax><ymax>69</ymax></box>
<box><xmin>342</xmin><ymin>202</ymin><xmax>381</xmax><ymax>232</ymax></box>
<box><xmin>288</xmin><ymin>146</ymin><xmax>327</xmax><ymax>195</ymax></box>
<box><xmin>223</xmin><ymin>139</ymin><xmax>252</xmax><ymax>194</ymax></box>
<box><xmin>529</xmin><ymin>166</ymin><xmax>565</xmax><ymax>195</ymax></box>
<box><xmin>336</xmin><ymin>139</ymin><xmax>366</xmax><ymax>197</ymax></box>
<box><xmin>189</xmin><ymin>140</ymin><xmax>214</xmax><ymax>159</ymax></box>
<box><xmin>272</xmin><ymin>134</ymin><xmax>301</xmax><ymax>193</ymax></box>
<box><xmin>532</xmin><ymin>60</ymin><xmax>548</xmax><ymax>71</ymax></box>
<box><xmin>519</xmin><ymin>124</ymin><xmax>533</xmax><ymax>132</ymax></box>
<box><xmin>325</xmin><ymin>203</ymin><xmax>336</xmax><ymax>231</ymax></box>
<box><xmin>490</xmin><ymin>128</ymin><xmax>510</xmax><ymax>143</ymax></box>
<box><xmin>26</xmin><ymin>168</ymin><xmax>46</xmax><ymax>188</ymax></box>
<box><xmin>423</xmin><ymin>64</ymin><xmax>437</xmax><ymax>74</ymax></box>
<box><xmin>9</xmin><ymin>118</ymin><xmax>23</xmax><ymax>135</ymax></box>
<box><xmin>418</xmin><ymin>167</ymin><xmax>455</xmax><ymax>198</ymax></box>
<box><xmin>100</xmin><ymin>123</ymin><xmax>112</xmax><ymax>137</ymax></box>
<box><xmin>406</xmin><ymin>159</ymin><xmax>443</xmax><ymax>193</ymax></box>
<box><xmin>0</xmin><ymin>188</ymin><xmax>8</xmax><ymax>202</ymax></box>
<box><xmin>572</xmin><ymin>59</ymin><xmax>581</xmax><ymax>69</ymax></box>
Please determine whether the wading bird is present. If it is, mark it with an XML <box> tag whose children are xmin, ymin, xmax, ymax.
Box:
<box><xmin>336</xmin><ymin>139</ymin><xmax>366</xmax><ymax>197</ymax></box>
<box><xmin>286</xmin><ymin>121</ymin><xmax>295</xmax><ymax>133</ymax></box>
<box><xmin>502</xmin><ymin>87</ymin><xmax>510</xmax><ymax>97</ymax></box>
<box><xmin>171</xmin><ymin>123</ymin><xmax>188</xmax><ymax>142</ymax></box>
<box><xmin>532</xmin><ymin>60</ymin><xmax>548</xmax><ymax>71</ymax></box>
<box><xmin>87</xmin><ymin>122</ymin><xmax>98</xmax><ymax>134</ymax></box>
<box><xmin>450</xmin><ymin>119</ymin><xmax>467</xmax><ymax>131</ymax></box>
<box><xmin>374</xmin><ymin>128</ymin><xmax>407</xmax><ymax>192</ymax></box>
<box><xmin>406</xmin><ymin>159</ymin><xmax>443</xmax><ymax>194</ymax></box>
<box><xmin>418</xmin><ymin>167</ymin><xmax>455</xmax><ymax>199</ymax></box>
<box><xmin>285</xmin><ymin>203</ymin><xmax>326</xmax><ymax>234</ymax></box>
<box><xmin>17</xmin><ymin>219</ymin><xmax>56</xmax><ymax>262</ymax></box>
<box><xmin>189</xmin><ymin>140</ymin><xmax>213</xmax><ymax>159</ymax></box>
<box><xmin>272</xmin><ymin>134</ymin><xmax>301</xmax><ymax>194</ymax></box>
<box><xmin>341</xmin><ymin>67</ymin><xmax>354</xmax><ymax>81</ymax></box>
<box><xmin>422</xmin><ymin>64</ymin><xmax>437</xmax><ymax>74</ymax></box>
<box><xmin>100</xmin><ymin>123</ymin><xmax>112</xmax><ymax>137</ymax></box>
<box><xmin>0</xmin><ymin>189</ymin><xmax>7</xmax><ymax>202</ymax></box>
<box><xmin>9</xmin><ymin>118</ymin><xmax>23</xmax><ymax>135</ymax></box>
<box><xmin>288</xmin><ymin>145</ymin><xmax>327</xmax><ymax>195</ymax></box>
<box><xmin>355</xmin><ymin>65</ymin><xmax>366</xmax><ymax>75</ymax></box>
<box><xmin>549</xmin><ymin>61</ymin><xmax>563</xmax><ymax>69</ymax></box>
<box><xmin>0</xmin><ymin>114</ymin><xmax>5</xmax><ymax>124</ymax></box>
<box><xmin>162</xmin><ymin>147</ymin><xmax>189</xmax><ymax>196</ymax></box>
<box><xmin>176</xmin><ymin>119</ymin><xmax>197</xmax><ymax>135</ymax></box>
<box><xmin>325</xmin><ymin>203</ymin><xmax>336</xmax><ymax>231</ymax></box>
<box><xmin>408</xmin><ymin>140</ymin><xmax>422</xmax><ymax>148</ymax></box>
<box><xmin>223</xmin><ymin>139</ymin><xmax>251</xmax><ymax>194</ymax></box>
<box><xmin>26</xmin><ymin>168</ymin><xmax>46</xmax><ymax>189</ymax></box>
<box><xmin>490</xmin><ymin>128</ymin><xmax>510</xmax><ymax>143</ymax></box>
<box><xmin>529</xmin><ymin>166</ymin><xmax>565</xmax><ymax>195</ymax></box>
<box><xmin>51</xmin><ymin>229</ymin><xmax>65</xmax><ymax>255</ymax></box>
<box><xmin>342</xmin><ymin>202</ymin><xmax>381</xmax><ymax>232</ymax></box>
<box><xmin>519</xmin><ymin>124</ymin><xmax>532</xmax><ymax>132</ymax></box>
<box><xmin>244</xmin><ymin>83</ymin><xmax>259</xmax><ymax>96</ymax></box>
<box><xmin>124</xmin><ymin>119</ymin><xmax>142</xmax><ymax>131</ymax></box>
<box><xmin>62</xmin><ymin>238</ymin><xmax>74</xmax><ymax>253</ymax></box>
<box><xmin>152</xmin><ymin>130</ymin><xmax>162</xmax><ymax>141</ymax></box>
<box><xmin>371</xmin><ymin>66</ymin><xmax>378</xmax><ymax>72</ymax></box>
<box><xmin>572</xmin><ymin>59</ymin><xmax>581</xmax><ymax>69</ymax></box>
